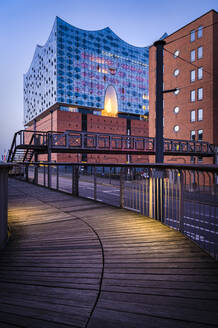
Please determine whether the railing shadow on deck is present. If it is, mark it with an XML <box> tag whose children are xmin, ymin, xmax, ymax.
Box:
<box><xmin>10</xmin><ymin>162</ymin><xmax>218</xmax><ymax>260</ymax></box>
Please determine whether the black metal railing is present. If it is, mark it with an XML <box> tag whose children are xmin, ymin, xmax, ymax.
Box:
<box><xmin>8</xmin><ymin>130</ymin><xmax>217</xmax><ymax>161</ymax></box>
<box><xmin>12</xmin><ymin>162</ymin><xmax>218</xmax><ymax>260</ymax></box>
<box><xmin>0</xmin><ymin>164</ymin><xmax>12</xmax><ymax>248</ymax></box>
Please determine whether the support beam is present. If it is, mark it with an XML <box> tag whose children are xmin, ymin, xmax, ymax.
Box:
<box><xmin>153</xmin><ymin>39</ymin><xmax>166</xmax><ymax>164</ymax></box>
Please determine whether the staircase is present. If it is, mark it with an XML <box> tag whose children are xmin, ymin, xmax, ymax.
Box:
<box><xmin>7</xmin><ymin>131</ymin><xmax>43</xmax><ymax>163</ymax></box>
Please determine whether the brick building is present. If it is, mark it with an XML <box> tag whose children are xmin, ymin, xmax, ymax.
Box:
<box><xmin>28</xmin><ymin>109</ymin><xmax>148</xmax><ymax>163</ymax></box>
<box><xmin>24</xmin><ymin>17</ymin><xmax>149</xmax><ymax>163</ymax></box>
<box><xmin>149</xmin><ymin>9</ymin><xmax>218</xmax><ymax>164</ymax></box>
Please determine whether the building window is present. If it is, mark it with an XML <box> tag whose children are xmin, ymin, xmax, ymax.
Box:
<box><xmin>191</xmin><ymin>110</ymin><xmax>195</xmax><ymax>122</ymax></box>
<box><xmin>174</xmin><ymin>69</ymin><xmax>180</xmax><ymax>77</ymax></box>
<box><xmin>190</xmin><ymin>90</ymin><xmax>195</xmax><ymax>102</ymax></box>
<box><xmin>198</xmin><ymin>46</ymin><xmax>203</xmax><ymax>59</ymax></box>
<box><xmin>198</xmin><ymin>129</ymin><xmax>203</xmax><ymax>140</ymax></box>
<box><xmin>198</xmin><ymin>67</ymin><xmax>203</xmax><ymax>79</ymax></box>
<box><xmin>198</xmin><ymin>26</ymin><xmax>203</xmax><ymax>38</ymax></box>
<box><xmin>174</xmin><ymin>106</ymin><xmax>180</xmax><ymax>114</ymax></box>
<box><xmin>190</xmin><ymin>70</ymin><xmax>195</xmax><ymax>82</ymax></box>
<box><xmin>174</xmin><ymin>50</ymin><xmax>180</xmax><ymax>58</ymax></box>
<box><xmin>190</xmin><ymin>130</ymin><xmax>196</xmax><ymax>140</ymax></box>
<box><xmin>174</xmin><ymin>88</ymin><xmax>180</xmax><ymax>95</ymax></box>
<box><xmin>190</xmin><ymin>50</ymin><xmax>195</xmax><ymax>62</ymax></box>
<box><xmin>197</xmin><ymin>88</ymin><xmax>203</xmax><ymax>100</ymax></box>
<box><xmin>190</xmin><ymin>30</ymin><xmax>195</xmax><ymax>42</ymax></box>
<box><xmin>174</xmin><ymin>125</ymin><xmax>180</xmax><ymax>132</ymax></box>
<box><xmin>198</xmin><ymin>109</ymin><xmax>203</xmax><ymax>121</ymax></box>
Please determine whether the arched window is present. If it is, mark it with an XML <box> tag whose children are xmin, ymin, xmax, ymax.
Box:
<box><xmin>102</xmin><ymin>85</ymin><xmax>118</xmax><ymax>117</ymax></box>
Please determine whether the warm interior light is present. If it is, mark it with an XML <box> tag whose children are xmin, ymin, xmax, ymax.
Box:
<box><xmin>105</xmin><ymin>98</ymin><xmax>112</xmax><ymax>113</ymax></box>
<box><xmin>143</xmin><ymin>94</ymin><xmax>149</xmax><ymax>100</ymax></box>
<box><xmin>102</xmin><ymin>85</ymin><xmax>118</xmax><ymax>117</ymax></box>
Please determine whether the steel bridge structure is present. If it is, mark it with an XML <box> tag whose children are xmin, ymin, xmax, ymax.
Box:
<box><xmin>8</xmin><ymin>129</ymin><xmax>217</xmax><ymax>163</ymax></box>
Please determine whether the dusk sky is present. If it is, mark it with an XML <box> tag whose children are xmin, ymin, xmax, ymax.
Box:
<box><xmin>1</xmin><ymin>0</ymin><xmax>218</xmax><ymax>157</ymax></box>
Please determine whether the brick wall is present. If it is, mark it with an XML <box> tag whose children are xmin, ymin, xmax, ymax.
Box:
<box><xmin>149</xmin><ymin>10</ymin><xmax>217</xmax><ymax>164</ymax></box>
<box><xmin>87</xmin><ymin>114</ymin><xmax>126</xmax><ymax>134</ymax></box>
<box><xmin>25</xmin><ymin>109</ymin><xmax>149</xmax><ymax>164</ymax></box>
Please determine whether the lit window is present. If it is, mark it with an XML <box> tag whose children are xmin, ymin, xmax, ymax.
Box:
<box><xmin>174</xmin><ymin>88</ymin><xmax>180</xmax><ymax>95</ymax></box>
<box><xmin>174</xmin><ymin>125</ymin><xmax>180</xmax><ymax>132</ymax></box>
<box><xmin>102</xmin><ymin>85</ymin><xmax>118</xmax><ymax>117</ymax></box>
<box><xmin>190</xmin><ymin>90</ymin><xmax>195</xmax><ymax>102</ymax></box>
<box><xmin>198</xmin><ymin>109</ymin><xmax>203</xmax><ymax>121</ymax></box>
<box><xmin>191</xmin><ymin>70</ymin><xmax>195</xmax><ymax>82</ymax></box>
<box><xmin>174</xmin><ymin>50</ymin><xmax>180</xmax><ymax>58</ymax></box>
<box><xmin>191</xmin><ymin>130</ymin><xmax>196</xmax><ymax>140</ymax></box>
<box><xmin>174</xmin><ymin>106</ymin><xmax>180</xmax><ymax>114</ymax></box>
<box><xmin>143</xmin><ymin>94</ymin><xmax>149</xmax><ymax>99</ymax></box>
<box><xmin>190</xmin><ymin>50</ymin><xmax>195</xmax><ymax>62</ymax></box>
<box><xmin>191</xmin><ymin>110</ymin><xmax>195</xmax><ymax>122</ymax></box>
<box><xmin>174</xmin><ymin>69</ymin><xmax>180</xmax><ymax>77</ymax></box>
<box><xmin>197</xmin><ymin>88</ymin><xmax>203</xmax><ymax>100</ymax></box>
<box><xmin>198</xmin><ymin>26</ymin><xmax>203</xmax><ymax>38</ymax></box>
<box><xmin>198</xmin><ymin>46</ymin><xmax>203</xmax><ymax>59</ymax></box>
<box><xmin>190</xmin><ymin>30</ymin><xmax>195</xmax><ymax>42</ymax></box>
<box><xmin>198</xmin><ymin>67</ymin><xmax>203</xmax><ymax>79</ymax></box>
<box><xmin>198</xmin><ymin>129</ymin><xmax>203</xmax><ymax>140</ymax></box>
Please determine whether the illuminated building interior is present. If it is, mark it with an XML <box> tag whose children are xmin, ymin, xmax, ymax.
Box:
<box><xmin>24</xmin><ymin>17</ymin><xmax>149</xmax><ymax>125</ymax></box>
<box><xmin>102</xmin><ymin>85</ymin><xmax>118</xmax><ymax>117</ymax></box>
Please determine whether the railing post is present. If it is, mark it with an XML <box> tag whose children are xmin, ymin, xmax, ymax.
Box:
<box><xmin>43</xmin><ymin>165</ymin><xmax>46</xmax><ymax>187</ymax></box>
<box><xmin>34</xmin><ymin>149</ymin><xmax>38</xmax><ymax>184</ymax></box>
<box><xmin>120</xmin><ymin>167</ymin><xmax>125</xmax><ymax>208</ymax></box>
<box><xmin>34</xmin><ymin>163</ymin><xmax>38</xmax><ymax>185</ymax></box>
<box><xmin>47</xmin><ymin>133</ymin><xmax>52</xmax><ymax>188</ymax></box>
<box><xmin>65</xmin><ymin>132</ymin><xmax>69</xmax><ymax>148</ymax></box>
<box><xmin>25</xmin><ymin>165</ymin><xmax>29</xmax><ymax>182</ymax></box>
<box><xmin>56</xmin><ymin>165</ymin><xmax>59</xmax><ymax>190</ymax></box>
<box><xmin>72</xmin><ymin>165</ymin><xmax>79</xmax><ymax>197</ymax></box>
<box><xmin>154</xmin><ymin>169</ymin><xmax>164</xmax><ymax>222</ymax></box>
<box><xmin>149</xmin><ymin>176</ymin><xmax>153</xmax><ymax>218</ymax></box>
<box><xmin>94</xmin><ymin>166</ymin><xmax>97</xmax><ymax>200</ymax></box>
<box><xmin>0</xmin><ymin>165</ymin><xmax>10</xmax><ymax>248</ymax></box>
<box><xmin>179</xmin><ymin>170</ymin><xmax>184</xmax><ymax>233</ymax></box>
<box><xmin>81</xmin><ymin>133</ymin><xmax>85</xmax><ymax>149</ymax></box>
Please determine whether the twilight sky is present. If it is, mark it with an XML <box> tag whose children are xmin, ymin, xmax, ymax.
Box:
<box><xmin>0</xmin><ymin>0</ymin><xmax>217</xmax><ymax>157</ymax></box>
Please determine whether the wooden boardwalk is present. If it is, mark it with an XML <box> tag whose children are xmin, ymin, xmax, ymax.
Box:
<box><xmin>0</xmin><ymin>179</ymin><xmax>218</xmax><ymax>328</ymax></box>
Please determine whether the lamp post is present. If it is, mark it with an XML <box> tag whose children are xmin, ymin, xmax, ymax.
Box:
<box><xmin>153</xmin><ymin>40</ymin><xmax>166</xmax><ymax>164</ymax></box>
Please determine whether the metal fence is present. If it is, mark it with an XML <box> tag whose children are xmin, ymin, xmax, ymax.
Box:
<box><xmin>0</xmin><ymin>164</ymin><xmax>12</xmax><ymax>248</ymax></box>
<box><xmin>12</xmin><ymin>162</ymin><xmax>218</xmax><ymax>259</ymax></box>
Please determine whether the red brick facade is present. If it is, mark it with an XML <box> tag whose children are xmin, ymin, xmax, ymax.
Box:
<box><xmin>149</xmin><ymin>10</ymin><xmax>218</xmax><ymax>164</ymax></box>
<box><xmin>27</xmin><ymin>109</ymin><xmax>148</xmax><ymax>164</ymax></box>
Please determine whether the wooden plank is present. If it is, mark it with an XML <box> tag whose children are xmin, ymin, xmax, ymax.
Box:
<box><xmin>0</xmin><ymin>178</ymin><xmax>217</xmax><ymax>328</ymax></box>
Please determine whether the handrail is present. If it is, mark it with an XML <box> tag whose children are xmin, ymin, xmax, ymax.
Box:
<box><xmin>7</xmin><ymin>132</ymin><xmax>18</xmax><ymax>162</ymax></box>
<box><xmin>13</xmin><ymin>161</ymin><xmax>218</xmax><ymax>259</ymax></box>
<box><xmin>22</xmin><ymin>161</ymin><xmax>218</xmax><ymax>173</ymax></box>
<box><xmin>8</xmin><ymin>130</ymin><xmax>217</xmax><ymax>163</ymax></box>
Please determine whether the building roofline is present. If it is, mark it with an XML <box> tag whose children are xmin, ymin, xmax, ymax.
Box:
<box><xmin>56</xmin><ymin>16</ymin><xmax>149</xmax><ymax>49</ymax></box>
<box><xmin>165</xmin><ymin>9</ymin><xmax>217</xmax><ymax>40</ymax></box>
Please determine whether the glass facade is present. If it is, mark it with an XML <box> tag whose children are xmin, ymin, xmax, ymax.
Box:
<box><xmin>24</xmin><ymin>17</ymin><xmax>149</xmax><ymax>124</ymax></box>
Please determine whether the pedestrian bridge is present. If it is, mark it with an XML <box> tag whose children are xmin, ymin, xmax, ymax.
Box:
<box><xmin>0</xmin><ymin>178</ymin><xmax>218</xmax><ymax>327</ymax></box>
